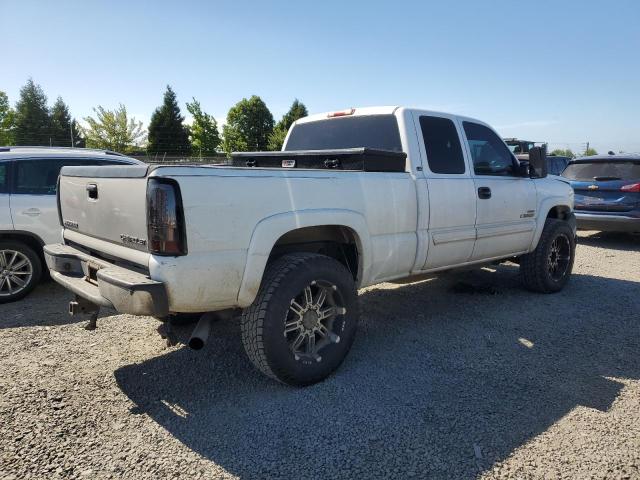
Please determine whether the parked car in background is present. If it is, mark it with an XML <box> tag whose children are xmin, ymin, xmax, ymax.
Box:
<box><xmin>0</xmin><ymin>147</ymin><xmax>142</xmax><ymax>303</ymax></box>
<box><xmin>46</xmin><ymin>106</ymin><xmax>576</xmax><ymax>386</ymax></box>
<box><xmin>504</xmin><ymin>138</ymin><xmax>547</xmax><ymax>155</ymax></box>
<box><xmin>561</xmin><ymin>154</ymin><xmax>640</xmax><ymax>232</ymax></box>
<box><xmin>546</xmin><ymin>154</ymin><xmax>572</xmax><ymax>176</ymax></box>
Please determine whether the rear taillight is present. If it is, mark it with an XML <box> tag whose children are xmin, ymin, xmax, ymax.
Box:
<box><xmin>621</xmin><ymin>182</ymin><xmax>640</xmax><ymax>192</ymax></box>
<box><xmin>146</xmin><ymin>178</ymin><xmax>187</xmax><ymax>255</ymax></box>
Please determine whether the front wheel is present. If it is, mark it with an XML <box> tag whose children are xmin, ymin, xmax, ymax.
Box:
<box><xmin>0</xmin><ymin>241</ymin><xmax>42</xmax><ymax>304</ymax></box>
<box><xmin>241</xmin><ymin>253</ymin><xmax>359</xmax><ymax>386</ymax></box>
<box><xmin>520</xmin><ymin>219</ymin><xmax>575</xmax><ymax>293</ymax></box>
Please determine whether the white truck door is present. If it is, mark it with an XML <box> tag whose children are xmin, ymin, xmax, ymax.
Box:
<box><xmin>460</xmin><ymin>120</ymin><xmax>537</xmax><ymax>260</ymax></box>
<box><xmin>0</xmin><ymin>162</ymin><xmax>12</xmax><ymax>230</ymax></box>
<box><xmin>414</xmin><ymin>113</ymin><xmax>477</xmax><ymax>270</ymax></box>
<box><xmin>10</xmin><ymin>158</ymin><xmax>65</xmax><ymax>245</ymax></box>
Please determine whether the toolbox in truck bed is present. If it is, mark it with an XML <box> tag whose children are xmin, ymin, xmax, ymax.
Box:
<box><xmin>230</xmin><ymin>148</ymin><xmax>407</xmax><ymax>172</ymax></box>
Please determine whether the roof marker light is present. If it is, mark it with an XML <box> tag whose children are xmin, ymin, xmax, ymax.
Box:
<box><xmin>327</xmin><ymin>108</ymin><xmax>355</xmax><ymax>118</ymax></box>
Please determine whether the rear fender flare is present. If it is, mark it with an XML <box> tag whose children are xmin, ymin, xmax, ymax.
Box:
<box><xmin>236</xmin><ymin>209</ymin><xmax>371</xmax><ymax>307</ymax></box>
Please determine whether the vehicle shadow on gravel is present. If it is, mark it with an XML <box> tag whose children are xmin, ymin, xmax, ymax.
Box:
<box><xmin>115</xmin><ymin>265</ymin><xmax>640</xmax><ymax>479</ymax></box>
<box><xmin>0</xmin><ymin>282</ymin><xmax>111</xmax><ymax>329</ymax></box>
<box><xmin>578</xmin><ymin>231</ymin><xmax>639</xmax><ymax>251</ymax></box>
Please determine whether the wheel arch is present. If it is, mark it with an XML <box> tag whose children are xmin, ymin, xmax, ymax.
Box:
<box><xmin>236</xmin><ymin>209</ymin><xmax>371</xmax><ymax>307</ymax></box>
<box><xmin>0</xmin><ymin>230</ymin><xmax>46</xmax><ymax>267</ymax></box>
<box><xmin>529</xmin><ymin>200</ymin><xmax>574</xmax><ymax>251</ymax></box>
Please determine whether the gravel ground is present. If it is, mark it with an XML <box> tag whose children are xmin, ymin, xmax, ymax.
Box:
<box><xmin>1</xmin><ymin>230</ymin><xmax>639</xmax><ymax>479</ymax></box>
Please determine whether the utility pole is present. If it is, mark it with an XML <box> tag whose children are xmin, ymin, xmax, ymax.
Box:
<box><xmin>70</xmin><ymin>123</ymin><xmax>74</xmax><ymax>148</ymax></box>
<box><xmin>585</xmin><ymin>142</ymin><xmax>589</xmax><ymax>155</ymax></box>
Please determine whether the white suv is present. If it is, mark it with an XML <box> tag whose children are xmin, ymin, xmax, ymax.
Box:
<box><xmin>0</xmin><ymin>147</ymin><xmax>141</xmax><ymax>303</ymax></box>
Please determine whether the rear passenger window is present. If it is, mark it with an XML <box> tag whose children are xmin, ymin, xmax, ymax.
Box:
<box><xmin>14</xmin><ymin>159</ymin><xmax>67</xmax><ymax>195</ymax></box>
<box><xmin>463</xmin><ymin>121</ymin><xmax>516</xmax><ymax>176</ymax></box>
<box><xmin>0</xmin><ymin>164</ymin><xmax>7</xmax><ymax>193</ymax></box>
<box><xmin>419</xmin><ymin>116</ymin><xmax>466</xmax><ymax>174</ymax></box>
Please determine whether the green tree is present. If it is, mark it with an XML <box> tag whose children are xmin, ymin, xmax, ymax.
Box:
<box><xmin>49</xmin><ymin>96</ymin><xmax>84</xmax><ymax>147</ymax></box>
<box><xmin>147</xmin><ymin>85</ymin><xmax>191</xmax><ymax>156</ymax></box>
<box><xmin>268</xmin><ymin>99</ymin><xmax>308</xmax><ymax>151</ymax></box>
<box><xmin>222</xmin><ymin>95</ymin><xmax>274</xmax><ymax>153</ymax></box>
<box><xmin>13</xmin><ymin>78</ymin><xmax>50</xmax><ymax>145</ymax></box>
<box><xmin>83</xmin><ymin>104</ymin><xmax>145</xmax><ymax>153</ymax></box>
<box><xmin>186</xmin><ymin>98</ymin><xmax>220</xmax><ymax>157</ymax></box>
<box><xmin>584</xmin><ymin>147</ymin><xmax>598</xmax><ymax>156</ymax></box>
<box><xmin>0</xmin><ymin>91</ymin><xmax>16</xmax><ymax>145</ymax></box>
<box><xmin>71</xmin><ymin>119</ymin><xmax>86</xmax><ymax>148</ymax></box>
<box><xmin>550</xmin><ymin>148</ymin><xmax>575</xmax><ymax>158</ymax></box>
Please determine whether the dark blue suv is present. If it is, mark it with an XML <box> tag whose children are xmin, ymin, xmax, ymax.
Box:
<box><xmin>561</xmin><ymin>155</ymin><xmax>640</xmax><ymax>232</ymax></box>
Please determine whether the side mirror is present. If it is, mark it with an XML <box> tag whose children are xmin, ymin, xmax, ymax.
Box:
<box><xmin>528</xmin><ymin>146</ymin><xmax>547</xmax><ymax>178</ymax></box>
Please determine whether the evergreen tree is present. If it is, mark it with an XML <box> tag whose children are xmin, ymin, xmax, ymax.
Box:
<box><xmin>13</xmin><ymin>78</ymin><xmax>50</xmax><ymax>145</ymax></box>
<box><xmin>222</xmin><ymin>95</ymin><xmax>274</xmax><ymax>153</ymax></box>
<box><xmin>186</xmin><ymin>98</ymin><xmax>220</xmax><ymax>157</ymax></box>
<box><xmin>147</xmin><ymin>85</ymin><xmax>191</xmax><ymax>156</ymax></box>
<box><xmin>268</xmin><ymin>99</ymin><xmax>308</xmax><ymax>151</ymax></box>
<box><xmin>0</xmin><ymin>91</ymin><xmax>16</xmax><ymax>146</ymax></box>
<box><xmin>50</xmin><ymin>97</ymin><xmax>74</xmax><ymax>147</ymax></box>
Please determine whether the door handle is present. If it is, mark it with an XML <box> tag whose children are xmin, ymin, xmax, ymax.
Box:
<box><xmin>86</xmin><ymin>183</ymin><xmax>98</xmax><ymax>200</ymax></box>
<box><xmin>477</xmin><ymin>187</ymin><xmax>492</xmax><ymax>199</ymax></box>
<box><xmin>22</xmin><ymin>208</ymin><xmax>41</xmax><ymax>217</ymax></box>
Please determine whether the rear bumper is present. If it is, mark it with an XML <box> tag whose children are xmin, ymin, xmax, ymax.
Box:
<box><xmin>575</xmin><ymin>212</ymin><xmax>640</xmax><ymax>232</ymax></box>
<box><xmin>44</xmin><ymin>243</ymin><xmax>169</xmax><ymax>317</ymax></box>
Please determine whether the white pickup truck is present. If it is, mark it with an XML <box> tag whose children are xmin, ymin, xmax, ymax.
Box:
<box><xmin>45</xmin><ymin>106</ymin><xmax>576</xmax><ymax>386</ymax></box>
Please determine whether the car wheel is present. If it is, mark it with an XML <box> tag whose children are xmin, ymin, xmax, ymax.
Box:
<box><xmin>241</xmin><ymin>253</ymin><xmax>359</xmax><ymax>386</ymax></box>
<box><xmin>520</xmin><ymin>219</ymin><xmax>575</xmax><ymax>293</ymax></box>
<box><xmin>0</xmin><ymin>241</ymin><xmax>42</xmax><ymax>304</ymax></box>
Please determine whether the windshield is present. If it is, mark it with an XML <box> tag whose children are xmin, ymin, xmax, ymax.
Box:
<box><xmin>562</xmin><ymin>161</ymin><xmax>640</xmax><ymax>181</ymax></box>
<box><xmin>284</xmin><ymin>115</ymin><xmax>403</xmax><ymax>152</ymax></box>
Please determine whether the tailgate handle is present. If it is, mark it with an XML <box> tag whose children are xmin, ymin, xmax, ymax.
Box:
<box><xmin>86</xmin><ymin>183</ymin><xmax>98</xmax><ymax>200</ymax></box>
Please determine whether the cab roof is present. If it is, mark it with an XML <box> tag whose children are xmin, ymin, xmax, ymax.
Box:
<box><xmin>296</xmin><ymin>105</ymin><xmax>487</xmax><ymax>127</ymax></box>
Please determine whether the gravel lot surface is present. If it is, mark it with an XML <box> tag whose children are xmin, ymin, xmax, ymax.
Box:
<box><xmin>1</xmin><ymin>231</ymin><xmax>639</xmax><ymax>479</ymax></box>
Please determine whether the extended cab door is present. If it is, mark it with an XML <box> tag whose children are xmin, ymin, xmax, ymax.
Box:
<box><xmin>460</xmin><ymin>121</ymin><xmax>537</xmax><ymax>260</ymax></box>
<box><xmin>414</xmin><ymin>113</ymin><xmax>477</xmax><ymax>270</ymax></box>
<box><xmin>0</xmin><ymin>162</ymin><xmax>12</xmax><ymax>230</ymax></box>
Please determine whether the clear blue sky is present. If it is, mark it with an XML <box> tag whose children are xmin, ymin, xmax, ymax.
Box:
<box><xmin>2</xmin><ymin>0</ymin><xmax>639</xmax><ymax>153</ymax></box>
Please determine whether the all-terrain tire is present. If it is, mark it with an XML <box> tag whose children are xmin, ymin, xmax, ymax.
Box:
<box><xmin>241</xmin><ymin>253</ymin><xmax>359</xmax><ymax>386</ymax></box>
<box><xmin>520</xmin><ymin>218</ymin><xmax>575</xmax><ymax>293</ymax></box>
<box><xmin>0</xmin><ymin>241</ymin><xmax>42</xmax><ymax>304</ymax></box>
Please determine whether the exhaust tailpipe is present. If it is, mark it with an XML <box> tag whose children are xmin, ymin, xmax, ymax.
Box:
<box><xmin>188</xmin><ymin>313</ymin><xmax>214</xmax><ymax>350</ymax></box>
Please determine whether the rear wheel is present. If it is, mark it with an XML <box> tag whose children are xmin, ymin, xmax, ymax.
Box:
<box><xmin>520</xmin><ymin>219</ymin><xmax>575</xmax><ymax>293</ymax></box>
<box><xmin>0</xmin><ymin>241</ymin><xmax>42</xmax><ymax>304</ymax></box>
<box><xmin>241</xmin><ymin>253</ymin><xmax>359</xmax><ymax>386</ymax></box>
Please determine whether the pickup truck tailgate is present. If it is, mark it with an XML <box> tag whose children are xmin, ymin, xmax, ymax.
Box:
<box><xmin>58</xmin><ymin>165</ymin><xmax>150</xmax><ymax>251</ymax></box>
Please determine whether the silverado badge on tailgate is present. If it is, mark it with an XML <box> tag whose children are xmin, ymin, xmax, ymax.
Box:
<box><xmin>120</xmin><ymin>234</ymin><xmax>147</xmax><ymax>249</ymax></box>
